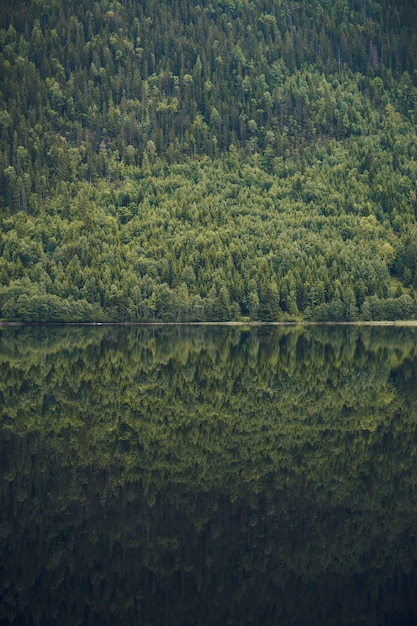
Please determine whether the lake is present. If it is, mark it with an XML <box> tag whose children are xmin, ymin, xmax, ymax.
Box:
<box><xmin>1</xmin><ymin>324</ymin><xmax>417</xmax><ymax>625</ymax></box>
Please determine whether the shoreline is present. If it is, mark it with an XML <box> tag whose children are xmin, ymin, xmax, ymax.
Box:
<box><xmin>2</xmin><ymin>320</ymin><xmax>417</xmax><ymax>327</ymax></box>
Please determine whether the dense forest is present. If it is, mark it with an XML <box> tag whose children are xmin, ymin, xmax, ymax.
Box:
<box><xmin>1</xmin><ymin>0</ymin><xmax>417</xmax><ymax>321</ymax></box>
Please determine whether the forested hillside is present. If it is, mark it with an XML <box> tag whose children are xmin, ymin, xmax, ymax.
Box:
<box><xmin>1</xmin><ymin>0</ymin><xmax>417</xmax><ymax>321</ymax></box>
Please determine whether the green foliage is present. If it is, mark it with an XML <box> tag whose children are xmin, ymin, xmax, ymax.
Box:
<box><xmin>0</xmin><ymin>144</ymin><xmax>417</xmax><ymax>321</ymax></box>
<box><xmin>1</xmin><ymin>0</ymin><xmax>417</xmax><ymax>320</ymax></box>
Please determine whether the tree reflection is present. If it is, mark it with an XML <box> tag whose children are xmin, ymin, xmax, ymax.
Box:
<box><xmin>1</xmin><ymin>325</ymin><xmax>417</xmax><ymax>625</ymax></box>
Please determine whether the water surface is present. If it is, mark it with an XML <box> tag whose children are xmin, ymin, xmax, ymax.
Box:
<box><xmin>1</xmin><ymin>325</ymin><xmax>417</xmax><ymax>625</ymax></box>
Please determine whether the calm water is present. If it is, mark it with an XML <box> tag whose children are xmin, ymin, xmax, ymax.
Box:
<box><xmin>1</xmin><ymin>324</ymin><xmax>417</xmax><ymax>625</ymax></box>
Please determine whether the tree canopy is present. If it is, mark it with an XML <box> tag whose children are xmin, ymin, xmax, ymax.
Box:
<box><xmin>1</xmin><ymin>0</ymin><xmax>417</xmax><ymax>321</ymax></box>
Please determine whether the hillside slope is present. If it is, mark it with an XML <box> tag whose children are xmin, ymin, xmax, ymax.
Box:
<box><xmin>1</xmin><ymin>0</ymin><xmax>417</xmax><ymax>321</ymax></box>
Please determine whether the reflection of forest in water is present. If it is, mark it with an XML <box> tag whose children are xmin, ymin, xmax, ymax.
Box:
<box><xmin>1</xmin><ymin>325</ymin><xmax>417</xmax><ymax>625</ymax></box>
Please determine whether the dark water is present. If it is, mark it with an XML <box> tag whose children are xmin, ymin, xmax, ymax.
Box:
<box><xmin>1</xmin><ymin>324</ymin><xmax>417</xmax><ymax>625</ymax></box>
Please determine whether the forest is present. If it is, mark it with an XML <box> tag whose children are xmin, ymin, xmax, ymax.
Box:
<box><xmin>1</xmin><ymin>0</ymin><xmax>417</xmax><ymax>321</ymax></box>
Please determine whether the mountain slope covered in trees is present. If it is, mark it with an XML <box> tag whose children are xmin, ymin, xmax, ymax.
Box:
<box><xmin>1</xmin><ymin>0</ymin><xmax>417</xmax><ymax>321</ymax></box>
